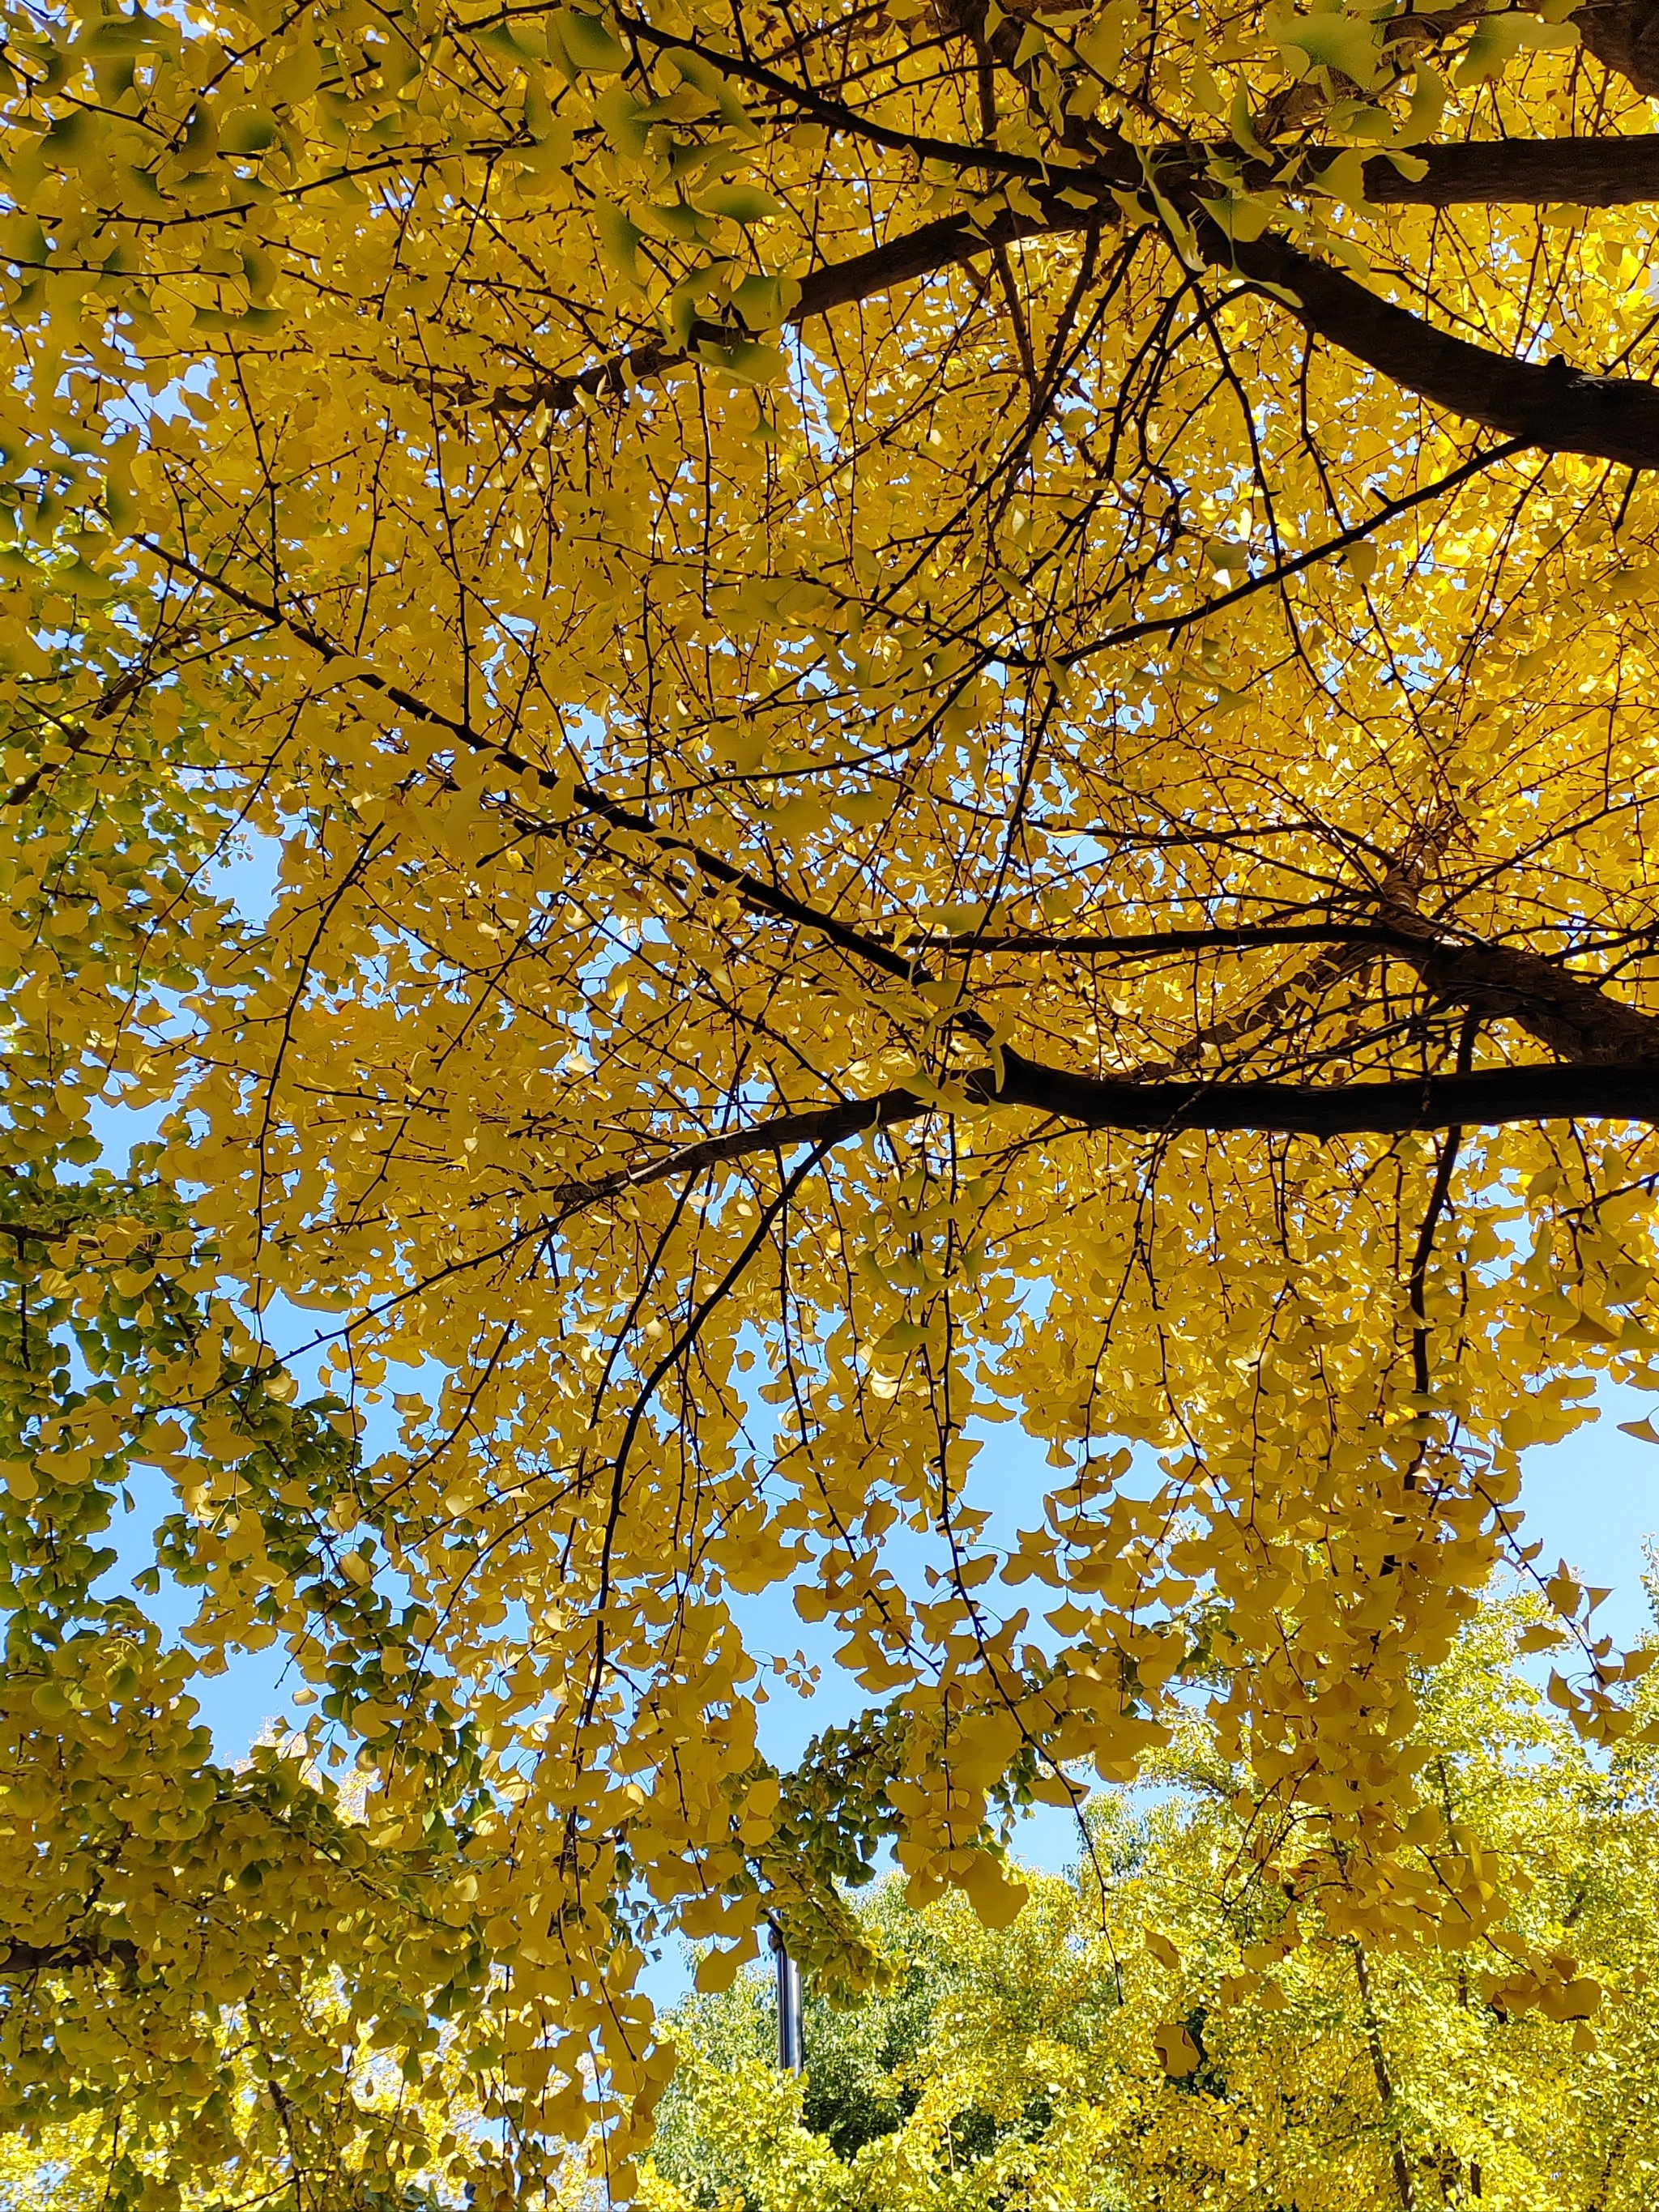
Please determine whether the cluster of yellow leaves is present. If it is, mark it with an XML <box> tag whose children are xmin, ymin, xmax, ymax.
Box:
<box><xmin>0</xmin><ymin>0</ymin><xmax>1657</xmax><ymax>2195</ymax></box>
<box><xmin>642</xmin><ymin>1604</ymin><xmax>1659</xmax><ymax>2211</ymax></box>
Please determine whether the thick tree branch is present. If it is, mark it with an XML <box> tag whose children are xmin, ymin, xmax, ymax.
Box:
<box><xmin>140</xmin><ymin>542</ymin><xmax>1659</xmax><ymax>1094</ymax></box>
<box><xmin>1577</xmin><ymin>0</ymin><xmax>1659</xmax><ymax>95</ymax></box>
<box><xmin>1376</xmin><ymin>923</ymin><xmax>1659</xmax><ymax>1063</ymax></box>
<box><xmin>1228</xmin><ymin>228</ymin><xmax>1659</xmax><ymax>467</ymax></box>
<box><xmin>920</xmin><ymin>923</ymin><xmax>1659</xmax><ymax>1068</ymax></box>
<box><xmin>484</xmin><ymin>198</ymin><xmax>1102</xmax><ymax>416</ymax></box>
<box><xmin>547</xmin><ymin>1053</ymin><xmax>1659</xmax><ymax>1219</ymax></box>
<box><xmin>480</xmin><ymin>136</ymin><xmax>1659</xmax><ymax>421</ymax></box>
<box><xmin>966</xmin><ymin>1046</ymin><xmax>1659</xmax><ymax>1136</ymax></box>
<box><xmin>1362</xmin><ymin>132</ymin><xmax>1659</xmax><ymax>204</ymax></box>
<box><xmin>141</xmin><ymin>554</ymin><xmax>1659</xmax><ymax>1100</ymax></box>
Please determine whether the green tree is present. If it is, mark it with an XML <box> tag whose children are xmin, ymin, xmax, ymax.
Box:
<box><xmin>642</xmin><ymin>1598</ymin><xmax>1659</xmax><ymax>2212</ymax></box>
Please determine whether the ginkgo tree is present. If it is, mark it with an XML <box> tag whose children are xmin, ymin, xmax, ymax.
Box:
<box><xmin>3</xmin><ymin>0</ymin><xmax>1659</xmax><ymax>2197</ymax></box>
<box><xmin>643</xmin><ymin>1600</ymin><xmax>1659</xmax><ymax>2212</ymax></box>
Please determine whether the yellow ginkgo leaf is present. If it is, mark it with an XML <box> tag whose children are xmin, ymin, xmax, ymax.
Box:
<box><xmin>1154</xmin><ymin>2021</ymin><xmax>1203</xmax><ymax>2078</ymax></box>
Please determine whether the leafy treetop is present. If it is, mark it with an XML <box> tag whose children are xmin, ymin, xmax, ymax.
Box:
<box><xmin>2</xmin><ymin>0</ymin><xmax>1659</xmax><ymax>2199</ymax></box>
<box><xmin>646</xmin><ymin>1602</ymin><xmax>1659</xmax><ymax>2212</ymax></box>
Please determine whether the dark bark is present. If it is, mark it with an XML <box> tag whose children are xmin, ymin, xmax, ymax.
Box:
<box><xmin>488</xmin><ymin>138</ymin><xmax>1659</xmax><ymax>420</ymax></box>
<box><xmin>1363</xmin><ymin>133</ymin><xmax>1659</xmax><ymax>205</ymax></box>
<box><xmin>1372</xmin><ymin>927</ymin><xmax>1659</xmax><ymax>1063</ymax></box>
<box><xmin>491</xmin><ymin>202</ymin><xmax>1083</xmax><ymax>416</ymax></box>
<box><xmin>143</xmin><ymin>548</ymin><xmax>1659</xmax><ymax>1187</ymax></box>
<box><xmin>0</xmin><ymin>1934</ymin><xmax>140</xmax><ymax>1974</ymax></box>
<box><xmin>548</xmin><ymin>1055</ymin><xmax>1659</xmax><ymax>1219</ymax></box>
<box><xmin>987</xmin><ymin>1050</ymin><xmax>1659</xmax><ymax>1137</ymax></box>
<box><xmin>933</xmin><ymin>922</ymin><xmax>1659</xmax><ymax>1067</ymax></box>
<box><xmin>1229</xmin><ymin>228</ymin><xmax>1659</xmax><ymax>468</ymax></box>
<box><xmin>1578</xmin><ymin>0</ymin><xmax>1659</xmax><ymax>94</ymax></box>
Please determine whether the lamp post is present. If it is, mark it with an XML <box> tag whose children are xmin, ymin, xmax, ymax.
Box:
<box><xmin>767</xmin><ymin>1916</ymin><xmax>804</xmax><ymax>2074</ymax></box>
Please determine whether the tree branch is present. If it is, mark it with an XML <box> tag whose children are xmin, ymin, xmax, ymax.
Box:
<box><xmin>544</xmin><ymin>1053</ymin><xmax>1659</xmax><ymax>1220</ymax></box>
<box><xmin>1373</xmin><ymin>923</ymin><xmax>1659</xmax><ymax>1064</ymax></box>
<box><xmin>611</xmin><ymin>10</ymin><xmax>1053</xmax><ymax>177</ymax></box>
<box><xmin>480</xmin><ymin>136</ymin><xmax>1659</xmax><ymax>422</ymax></box>
<box><xmin>134</xmin><ymin>535</ymin><xmax>1659</xmax><ymax>1102</ymax></box>
<box><xmin>1056</xmin><ymin>437</ymin><xmax>1527</xmax><ymax>667</ymax></box>
<box><xmin>1576</xmin><ymin>0</ymin><xmax>1659</xmax><ymax>96</ymax></box>
<box><xmin>0</xmin><ymin>1934</ymin><xmax>140</xmax><ymax>1974</ymax></box>
<box><xmin>988</xmin><ymin>1051</ymin><xmax>1659</xmax><ymax>1137</ymax></box>
<box><xmin>1363</xmin><ymin>134</ymin><xmax>1659</xmax><ymax>207</ymax></box>
<box><xmin>135</xmin><ymin>539</ymin><xmax>923</xmax><ymax>993</ymax></box>
<box><xmin>484</xmin><ymin>198</ymin><xmax>1106</xmax><ymax>416</ymax></box>
<box><xmin>1228</xmin><ymin>227</ymin><xmax>1659</xmax><ymax>468</ymax></box>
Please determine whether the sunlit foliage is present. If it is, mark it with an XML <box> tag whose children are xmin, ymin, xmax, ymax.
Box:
<box><xmin>2</xmin><ymin>0</ymin><xmax>1659</xmax><ymax>2197</ymax></box>
<box><xmin>646</xmin><ymin>1605</ymin><xmax>1659</xmax><ymax>2211</ymax></box>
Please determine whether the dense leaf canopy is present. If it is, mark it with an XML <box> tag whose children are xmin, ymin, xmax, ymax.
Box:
<box><xmin>3</xmin><ymin>0</ymin><xmax>1659</xmax><ymax>2199</ymax></box>
<box><xmin>646</xmin><ymin>1607</ymin><xmax>1659</xmax><ymax>2212</ymax></box>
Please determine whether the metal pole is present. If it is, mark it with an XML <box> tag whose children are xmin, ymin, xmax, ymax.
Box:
<box><xmin>767</xmin><ymin>1918</ymin><xmax>804</xmax><ymax>2073</ymax></box>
